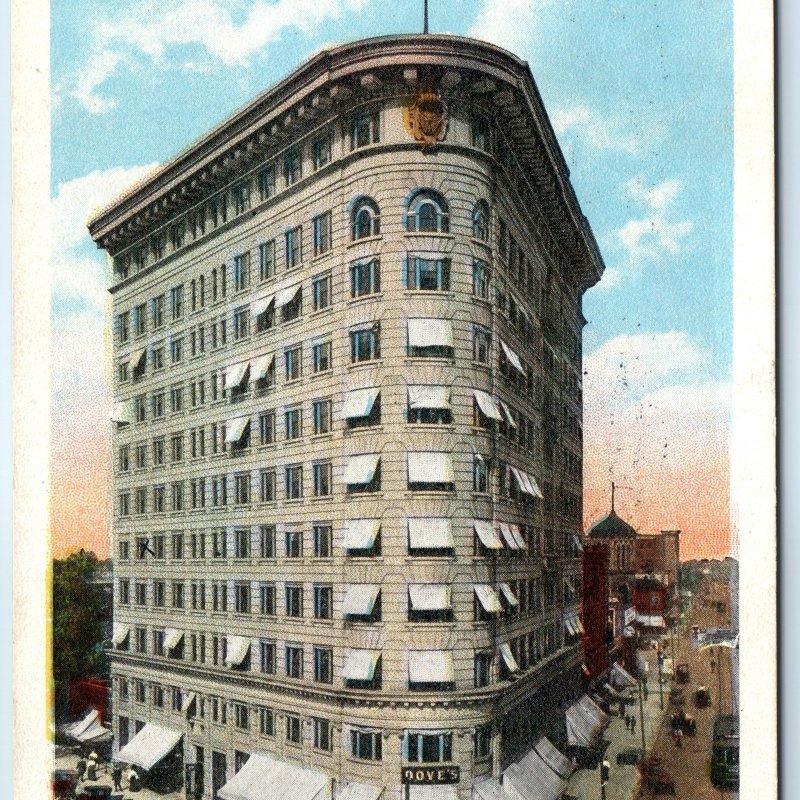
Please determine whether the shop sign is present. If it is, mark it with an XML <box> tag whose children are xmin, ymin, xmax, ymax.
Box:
<box><xmin>624</xmin><ymin>606</ymin><xmax>636</xmax><ymax>625</ymax></box>
<box><xmin>401</xmin><ymin>765</ymin><xmax>460</xmax><ymax>785</ymax></box>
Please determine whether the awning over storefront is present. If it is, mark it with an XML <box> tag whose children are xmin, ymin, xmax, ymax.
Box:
<box><xmin>342</xmin><ymin>649</ymin><xmax>381</xmax><ymax>682</ymax></box>
<box><xmin>342</xmin><ymin>519</ymin><xmax>381</xmax><ymax>550</ymax></box>
<box><xmin>516</xmin><ymin>749</ymin><xmax>565</xmax><ymax>799</ymax></box>
<box><xmin>565</xmin><ymin>695</ymin><xmax>610</xmax><ymax>749</ymax></box>
<box><xmin>472</xmin><ymin>389</ymin><xmax>503</xmax><ymax>421</ymax></box>
<box><xmin>251</xmin><ymin>294</ymin><xmax>275</xmax><ymax>318</ymax></box>
<box><xmin>533</xmin><ymin>736</ymin><xmax>577</xmax><ymax>779</ymax></box>
<box><xmin>343</xmin><ymin>453</ymin><xmax>380</xmax><ymax>485</ymax></box>
<box><xmin>472</xmin><ymin>777</ymin><xmax>512</xmax><ymax>800</ymax></box>
<box><xmin>409</xmin><ymin>787</ymin><xmax>459</xmax><ymax>800</ymax></box>
<box><xmin>499</xmin><ymin>339</ymin><xmax>526</xmax><ymax>375</ymax></box>
<box><xmin>225</xmin><ymin>360</ymin><xmax>250</xmax><ymax>388</ymax></box>
<box><xmin>274</xmin><ymin>284</ymin><xmax>301</xmax><ymax>309</ymax></box>
<box><xmin>474</xmin><ymin>520</ymin><xmax>503</xmax><ymax>549</ymax></box>
<box><xmin>112</xmin><ymin>623</ymin><xmax>130</xmax><ymax>647</ymax></box>
<box><xmin>408</xmin><ymin>650</ymin><xmax>454</xmax><ymax>684</ymax></box>
<box><xmin>407</xmin><ymin>452</ymin><xmax>453</xmax><ymax>483</ymax></box>
<box><xmin>341</xmin><ymin>584</ymin><xmax>380</xmax><ymax>616</ymax></box>
<box><xmin>409</xmin><ymin>584</ymin><xmax>451</xmax><ymax>611</ymax></box>
<box><xmin>60</xmin><ymin>709</ymin><xmax>113</xmax><ymax>744</ymax></box>
<box><xmin>115</xmin><ymin>723</ymin><xmax>182</xmax><ymax>770</ymax></box>
<box><xmin>251</xmin><ymin>353</ymin><xmax>274</xmax><ymax>381</ymax></box>
<box><xmin>498</xmin><ymin>583</ymin><xmax>519</xmax><ymax>607</ymax></box>
<box><xmin>224</xmin><ymin>416</ymin><xmax>250</xmax><ymax>444</ymax></box>
<box><xmin>636</xmin><ymin>614</ymin><xmax>666</xmax><ymax>628</ymax></box>
<box><xmin>335</xmin><ymin>781</ymin><xmax>384</xmax><ymax>800</ymax></box>
<box><xmin>342</xmin><ymin>387</ymin><xmax>379</xmax><ymax>419</ymax></box>
<box><xmin>408</xmin><ymin>518</ymin><xmax>452</xmax><ymax>549</ymax></box>
<box><xmin>610</xmin><ymin>663</ymin><xmax>637</xmax><ymax>689</ymax></box>
<box><xmin>408</xmin><ymin>385</ymin><xmax>450</xmax><ymax>409</ymax></box>
<box><xmin>217</xmin><ymin>752</ymin><xmax>328</xmax><ymax>800</ymax></box>
<box><xmin>163</xmin><ymin>628</ymin><xmax>184</xmax><ymax>651</ymax></box>
<box><xmin>225</xmin><ymin>636</ymin><xmax>251</xmax><ymax>667</ymax></box>
<box><xmin>603</xmin><ymin>683</ymin><xmax>627</xmax><ymax>701</ymax></box>
<box><xmin>407</xmin><ymin>318</ymin><xmax>453</xmax><ymax>348</ymax></box>
<box><xmin>474</xmin><ymin>585</ymin><xmax>503</xmax><ymax>614</ymax></box>
<box><xmin>499</xmin><ymin>642</ymin><xmax>519</xmax><ymax>674</ymax></box>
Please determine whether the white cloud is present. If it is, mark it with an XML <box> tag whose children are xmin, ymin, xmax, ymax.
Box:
<box><xmin>467</xmin><ymin>0</ymin><xmax>547</xmax><ymax>54</ymax></box>
<box><xmin>624</xmin><ymin>176</ymin><xmax>681</xmax><ymax>211</ymax></box>
<box><xmin>70</xmin><ymin>0</ymin><xmax>371</xmax><ymax>113</ymax></box>
<box><xmin>551</xmin><ymin>104</ymin><xmax>644</xmax><ymax>156</ymax></box>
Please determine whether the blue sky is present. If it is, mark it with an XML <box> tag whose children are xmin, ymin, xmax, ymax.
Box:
<box><xmin>50</xmin><ymin>0</ymin><xmax>733</xmax><ymax>556</ymax></box>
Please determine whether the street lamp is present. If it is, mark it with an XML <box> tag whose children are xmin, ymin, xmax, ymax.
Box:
<box><xmin>657</xmin><ymin>651</ymin><xmax>664</xmax><ymax>710</ymax></box>
<box><xmin>637</xmin><ymin>678</ymin><xmax>647</xmax><ymax>760</ymax></box>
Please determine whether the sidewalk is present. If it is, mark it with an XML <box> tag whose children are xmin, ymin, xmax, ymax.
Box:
<box><xmin>565</xmin><ymin>655</ymin><xmax>670</xmax><ymax>800</ymax></box>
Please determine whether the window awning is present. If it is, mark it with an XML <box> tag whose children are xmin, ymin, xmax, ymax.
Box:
<box><xmin>526</xmin><ymin>472</ymin><xmax>544</xmax><ymax>499</ymax></box>
<box><xmin>564</xmin><ymin>617</ymin><xmax>577</xmax><ymax>636</ymax></box>
<box><xmin>499</xmin><ymin>523</ymin><xmax>522</xmax><ymax>550</ymax></box>
<box><xmin>341</xmin><ymin>584</ymin><xmax>380</xmax><ymax>616</ymax></box>
<box><xmin>534</xmin><ymin>736</ymin><xmax>577</xmax><ymax>779</ymax></box>
<box><xmin>226</xmin><ymin>360</ymin><xmax>250</xmax><ymax>388</ymax></box>
<box><xmin>498</xmin><ymin>399</ymin><xmax>517</xmax><ymax>428</ymax></box>
<box><xmin>225</xmin><ymin>636</ymin><xmax>251</xmax><ymax>667</ymax></box>
<box><xmin>408</xmin><ymin>518</ymin><xmax>452</xmax><ymax>549</ymax></box>
<box><xmin>342</xmin><ymin>387</ymin><xmax>379</xmax><ymax>419</ymax></box>
<box><xmin>336</xmin><ymin>781</ymin><xmax>384</xmax><ymax>800</ymax></box>
<box><xmin>472</xmin><ymin>389</ymin><xmax>503</xmax><ymax>421</ymax></box>
<box><xmin>474</xmin><ymin>585</ymin><xmax>502</xmax><ymax>614</ymax></box>
<box><xmin>407</xmin><ymin>317</ymin><xmax>453</xmax><ymax>348</ymax></box>
<box><xmin>508</xmin><ymin>523</ymin><xmax>527</xmax><ymax>549</ymax></box>
<box><xmin>60</xmin><ymin>709</ymin><xmax>111</xmax><ymax>744</ymax></box>
<box><xmin>407</xmin><ymin>451</ymin><xmax>453</xmax><ymax>483</ymax></box>
<box><xmin>408</xmin><ymin>385</ymin><xmax>450</xmax><ymax>409</ymax></box>
<box><xmin>610</xmin><ymin>663</ymin><xmax>637</xmax><ymax>689</ymax></box>
<box><xmin>184</xmin><ymin>692</ymin><xmax>197</xmax><ymax>717</ymax></box>
<box><xmin>409</xmin><ymin>584</ymin><xmax>451</xmax><ymax>611</ymax></box>
<box><xmin>252</xmin><ymin>353</ymin><xmax>274</xmax><ymax>381</ymax></box>
<box><xmin>112</xmin><ymin>400</ymin><xmax>133</xmax><ymax>424</ymax></box>
<box><xmin>499</xmin><ymin>339</ymin><xmax>526</xmax><ymax>375</ymax></box>
<box><xmin>342</xmin><ymin>649</ymin><xmax>381</xmax><ymax>681</ymax></box>
<box><xmin>510</xmin><ymin>467</ymin><xmax>537</xmax><ymax>498</ymax></box>
<box><xmin>112</xmin><ymin>623</ymin><xmax>130</xmax><ymax>647</ymax></box>
<box><xmin>115</xmin><ymin>723</ymin><xmax>183</xmax><ymax>770</ymax></box>
<box><xmin>343</xmin><ymin>453</ymin><xmax>380</xmax><ymax>485</ymax></box>
<box><xmin>251</xmin><ymin>294</ymin><xmax>275</xmax><ymax>318</ymax></box>
<box><xmin>499</xmin><ymin>642</ymin><xmax>519</xmax><ymax>673</ymax></box>
<box><xmin>164</xmin><ymin>628</ymin><xmax>183</xmax><ymax>651</ymax></box>
<box><xmin>636</xmin><ymin>614</ymin><xmax>666</xmax><ymax>628</ymax></box>
<box><xmin>343</xmin><ymin>520</ymin><xmax>381</xmax><ymax>551</ymax></box>
<box><xmin>132</xmin><ymin>347</ymin><xmax>147</xmax><ymax>369</ymax></box>
<box><xmin>225</xmin><ymin>416</ymin><xmax>250</xmax><ymax>444</ymax></box>
<box><xmin>216</xmin><ymin>752</ymin><xmax>328</xmax><ymax>800</ymax></box>
<box><xmin>474</xmin><ymin>520</ymin><xmax>503</xmax><ymax>549</ymax></box>
<box><xmin>408</xmin><ymin>650</ymin><xmax>454</xmax><ymax>684</ymax></box>
<box><xmin>274</xmin><ymin>284</ymin><xmax>300</xmax><ymax>309</ymax></box>
<box><xmin>498</xmin><ymin>582</ymin><xmax>519</xmax><ymax>607</ymax></box>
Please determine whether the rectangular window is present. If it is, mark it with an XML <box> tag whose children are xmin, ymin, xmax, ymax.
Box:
<box><xmin>284</xmin><ymin>347</ymin><xmax>302</xmax><ymax>381</ymax></box>
<box><xmin>118</xmin><ymin>361</ymin><xmax>129</xmax><ymax>383</ymax></box>
<box><xmin>258</xmin><ymin>410</ymin><xmax>276</xmax><ymax>444</ymax></box>
<box><xmin>118</xmin><ymin>578</ymin><xmax>130</xmax><ymax>604</ymax></box>
<box><xmin>234</xmin><ymin>527</ymin><xmax>249</xmax><ymax>559</ymax></box>
<box><xmin>172</xmin><ymin>581</ymin><xmax>185</xmax><ymax>609</ymax></box>
<box><xmin>170</xmin><ymin>285</ymin><xmax>184</xmax><ymax>320</ymax></box>
<box><xmin>233</xmin><ymin>253</ymin><xmax>250</xmax><ymax>291</ymax></box>
<box><xmin>351</xmin><ymin>110</ymin><xmax>380</xmax><ymax>149</ymax></box>
<box><xmin>474</xmin><ymin>724</ymin><xmax>492</xmax><ymax>758</ymax></box>
<box><xmin>152</xmin><ymin>345</ymin><xmax>165</xmax><ymax>372</ymax></box>
<box><xmin>259</xmin><ymin>707</ymin><xmax>275</xmax><ymax>736</ymax></box>
<box><xmin>313</xmin><ymin>524</ymin><xmax>332</xmax><ymax>558</ymax></box>
<box><xmin>233</xmin><ymin>702</ymin><xmax>248</xmax><ymax>730</ymax></box>
<box><xmin>170</xmin><ymin>433</ymin><xmax>183</xmax><ymax>462</ymax></box>
<box><xmin>119</xmin><ymin>540</ymin><xmax>130</xmax><ymax>560</ymax></box>
<box><xmin>472</xmin><ymin>258</ymin><xmax>490</xmax><ymax>299</ymax></box>
<box><xmin>153</xmin><ymin>485</ymin><xmax>166</xmax><ymax>513</ymax></box>
<box><xmin>285</xmin><ymin>465</ymin><xmax>303</xmax><ymax>499</ymax></box>
<box><xmin>406</xmin><ymin>257</ymin><xmax>450</xmax><ymax>291</ymax></box>
<box><xmin>153</xmin><ymin>629</ymin><xmax>165</xmax><ymax>656</ymax></box>
<box><xmin>313</xmin><ymin>212</ymin><xmax>332</xmax><ymax>256</ymax></box>
<box><xmin>153</xmin><ymin>580</ymin><xmax>165</xmax><ymax>606</ymax></box>
<box><xmin>118</xmin><ymin>444</ymin><xmax>130</xmax><ymax>470</ymax></box>
<box><xmin>472</xmin><ymin>114</ymin><xmax>491</xmax><ymax>151</ymax></box>
<box><xmin>152</xmin><ymin>392</ymin><xmax>165</xmax><ymax>418</ymax></box>
<box><xmin>285</xmin><ymin>645</ymin><xmax>303</xmax><ymax>679</ymax></box>
<box><xmin>259</xmin><ymin>239</ymin><xmax>276</xmax><ymax>281</ymax></box>
<box><xmin>285</xmin><ymin>226</ymin><xmax>302</xmax><ymax>268</ymax></box>
<box><xmin>285</xmin><ymin>585</ymin><xmax>303</xmax><ymax>617</ymax></box>
<box><xmin>312</xmin><ymin>341</ymin><xmax>332</xmax><ymax>373</ymax></box>
<box><xmin>283</xmin><ymin>147</ymin><xmax>301</xmax><ymax>186</ymax></box>
<box><xmin>117</xmin><ymin>311</ymin><xmax>130</xmax><ymax>343</ymax></box>
<box><xmin>351</xmin><ymin>729</ymin><xmax>382</xmax><ymax>761</ymax></box>
<box><xmin>472</xmin><ymin>324</ymin><xmax>491</xmax><ymax>363</ymax></box>
<box><xmin>152</xmin><ymin>294</ymin><xmax>165</xmax><ymax>328</ymax></box>
<box><xmin>259</xmin><ymin>640</ymin><xmax>277</xmax><ymax>673</ymax></box>
<box><xmin>313</xmin><ymin>646</ymin><xmax>333</xmax><ymax>683</ymax></box>
<box><xmin>259</xmin><ymin>584</ymin><xmax>276</xmax><ymax>616</ymax></box>
<box><xmin>313</xmin><ymin>718</ymin><xmax>331</xmax><ymax>751</ymax></box>
<box><xmin>171</xmin><ymin>532</ymin><xmax>184</xmax><ymax>559</ymax></box>
<box><xmin>133</xmin><ymin>395</ymin><xmax>147</xmax><ymax>423</ymax></box>
<box><xmin>234</xmin><ymin>473</ymin><xmax>251</xmax><ymax>505</ymax></box>
<box><xmin>312</xmin><ymin>462</ymin><xmax>332</xmax><ymax>497</ymax></box>
<box><xmin>473</xmin><ymin>454</ymin><xmax>489</xmax><ymax>493</ymax></box>
<box><xmin>135</xmin><ymin>628</ymin><xmax>147</xmax><ymax>653</ymax></box>
<box><xmin>284</xmin><ymin>407</ymin><xmax>302</xmax><ymax>439</ymax></box>
<box><xmin>134</xmin><ymin>680</ymin><xmax>146</xmax><ymax>703</ymax></box>
<box><xmin>234</xmin><ymin>582</ymin><xmax>250</xmax><ymax>613</ymax></box>
<box><xmin>133</xmin><ymin>303</ymin><xmax>146</xmax><ymax>335</ymax></box>
<box><xmin>232</xmin><ymin>181</ymin><xmax>249</xmax><ymax>215</ymax></box>
<box><xmin>233</xmin><ymin>306</ymin><xmax>249</xmax><ymax>340</ymax></box>
<box><xmin>312</xmin><ymin>134</ymin><xmax>331</xmax><ymax>171</ymax></box>
<box><xmin>313</xmin><ymin>586</ymin><xmax>332</xmax><ymax>620</ymax></box>
<box><xmin>406</xmin><ymin>732</ymin><xmax>453</xmax><ymax>764</ymax></box>
<box><xmin>258</xmin><ymin>165</ymin><xmax>276</xmax><ymax>201</ymax></box>
<box><xmin>170</xmin><ymin>385</ymin><xmax>184</xmax><ymax>412</ymax></box>
<box><xmin>312</xmin><ymin>399</ymin><xmax>332</xmax><ymax>434</ymax></box>
<box><xmin>259</xmin><ymin>526</ymin><xmax>276</xmax><ymax>559</ymax></box>
<box><xmin>312</xmin><ymin>273</ymin><xmax>331</xmax><ymax>310</ymax></box>
<box><xmin>350</xmin><ymin>326</ymin><xmax>380</xmax><ymax>362</ymax></box>
<box><xmin>350</xmin><ymin>259</ymin><xmax>380</xmax><ymax>297</ymax></box>
<box><xmin>134</xmin><ymin>488</ymin><xmax>146</xmax><ymax>515</ymax></box>
<box><xmin>259</xmin><ymin>469</ymin><xmax>277</xmax><ymax>502</ymax></box>
<box><xmin>118</xmin><ymin>493</ymin><xmax>130</xmax><ymax>516</ymax></box>
<box><xmin>135</xmin><ymin>581</ymin><xmax>147</xmax><ymax>606</ymax></box>
<box><xmin>286</xmin><ymin>714</ymin><xmax>302</xmax><ymax>744</ymax></box>
<box><xmin>285</xmin><ymin>529</ymin><xmax>303</xmax><ymax>559</ymax></box>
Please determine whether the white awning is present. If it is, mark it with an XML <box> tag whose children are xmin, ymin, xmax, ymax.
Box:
<box><xmin>252</xmin><ymin>353</ymin><xmax>274</xmax><ymax>381</ymax></box>
<box><xmin>407</xmin><ymin>451</ymin><xmax>453</xmax><ymax>483</ymax></box>
<box><xmin>474</xmin><ymin>520</ymin><xmax>503</xmax><ymax>549</ymax></box>
<box><xmin>407</xmin><ymin>318</ymin><xmax>453</xmax><ymax>348</ymax></box>
<box><xmin>61</xmin><ymin>709</ymin><xmax>100</xmax><ymax>741</ymax></box>
<box><xmin>164</xmin><ymin>628</ymin><xmax>183</xmax><ymax>651</ymax></box>
<box><xmin>342</xmin><ymin>649</ymin><xmax>381</xmax><ymax>681</ymax></box>
<box><xmin>499</xmin><ymin>523</ymin><xmax>521</xmax><ymax>550</ymax></box>
<box><xmin>409</xmin><ymin>584</ymin><xmax>451</xmax><ymax>611</ymax></box>
<box><xmin>499</xmin><ymin>642</ymin><xmax>519</xmax><ymax>673</ymax></box>
<box><xmin>184</xmin><ymin>692</ymin><xmax>197</xmax><ymax>717</ymax></box>
<box><xmin>112</xmin><ymin>623</ymin><xmax>130</xmax><ymax>646</ymax></box>
<box><xmin>343</xmin><ymin>519</ymin><xmax>381</xmax><ymax>550</ymax></box>
<box><xmin>498</xmin><ymin>399</ymin><xmax>517</xmax><ymax>427</ymax></box>
<box><xmin>226</xmin><ymin>360</ymin><xmax>250</xmax><ymax>388</ymax></box>
<box><xmin>508</xmin><ymin>523</ymin><xmax>527</xmax><ymax>549</ymax></box>
<box><xmin>115</xmin><ymin>723</ymin><xmax>182</xmax><ymax>770</ymax></box>
<box><xmin>132</xmin><ymin>347</ymin><xmax>147</xmax><ymax>369</ymax></box>
<box><xmin>499</xmin><ymin>339</ymin><xmax>526</xmax><ymax>375</ymax></box>
<box><xmin>112</xmin><ymin>400</ymin><xmax>133</xmax><ymax>424</ymax></box>
<box><xmin>336</xmin><ymin>781</ymin><xmax>384</xmax><ymax>800</ymax></box>
<box><xmin>225</xmin><ymin>636</ymin><xmax>251</xmax><ymax>667</ymax></box>
<box><xmin>409</xmin><ymin>788</ymin><xmax>459</xmax><ymax>800</ymax></box>
<box><xmin>526</xmin><ymin>472</ymin><xmax>544</xmax><ymax>499</ymax></box>
<box><xmin>474</xmin><ymin>585</ymin><xmax>502</xmax><ymax>614</ymax></box>
<box><xmin>510</xmin><ymin>467</ymin><xmax>537</xmax><ymax>498</ymax></box>
<box><xmin>636</xmin><ymin>614</ymin><xmax>666</xmax><ymax>628</ymax></box>
<box><xmin>575</xmin><ymin>616</ymin><xmax>585</xmax><ymax>634</ymax></box>
<box><xmin>342</xmin><ymin>387</ymin><xmax>379</xmax><ymax>419</ymax></box>
<box><xmin>498</xmin><ymin>582</ymin><xmax>519</xmax><ymax>607</ymax></box>
<box><xmin>472</xmin><ymin>389</ymin><xmax>503</xmax><ymax>421</ymax></box>
<box><xmin>610</xmin><ymin>663</ymin><xmax>637</xmax><ymax>689</ymax></box>
<box><xmin>564</xmin><ymin>617</ymin><xmax>577</xmax><ymax>636</ymax></box>
<box><xmin>251</xmin><ymin>294</ymin><xmax>275</xmax><ymax>318</ymax></box>
<box><xmin>408</xmin><ymin>518</ymin><xmax>453</xmax><ymax>549</ymax></box>
<box><xmin>217</xmin><ymin>752</ymin><xmax>328</xmax><ymax>800</ymax></box>
<box><xmin>514</xmin><ymin>749</ymin><xmax>564</xmax><ymax>800</ymax></box>
<box><xmin>472</xmin><ymin>777</ymin><xmax>511</xmax><ymax>800</ymax></box>
<box><xmin>408</xmin><ymin>650</ymin><xmax>454</xmax><ymax>684</ymax></box>
<box><xmin>274</xmin><ymin>284</ymin><xmax>300</xmax><ymax>309</ymax></box>
<box><xmin>225</xmin><ymin>416</ymin><xmax>250</xmax><ymax>444</ymax></box>
<box><xmin>534</xmin><ymin>736</ymin><xmax>577</xmax><ymax>779</ymax></box>
<box><xmin>408</xmin><ymin>385</ymin><xmax>450</xmax><ymax>409</ymax></box>
<box><xmin>341</xmin><ymin>584</ymin><xmax>380</xmax><ymax>616</ymax></box>
<box><xmin>343</xmin><ymin>453</ymin><xmax>380</xmax><ymax>485</ymax></box>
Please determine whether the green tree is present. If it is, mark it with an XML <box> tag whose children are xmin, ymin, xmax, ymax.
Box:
<box><xmin>52</xmin><ymin>549</ymin><xmax>104</xmax><ymax>705</ymax></box>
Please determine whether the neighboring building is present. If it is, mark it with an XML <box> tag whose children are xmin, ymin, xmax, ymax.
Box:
<box><xmin>89</xmin><ymin>34</ymin><xmax>603</xmax><ymax>800</ymax></box>
<box><xmin>580</xmin><ymin>544</ymin><xmax>609</xmax><ymax>686</ymax></box>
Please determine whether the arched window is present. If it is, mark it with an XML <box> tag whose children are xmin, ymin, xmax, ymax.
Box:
<box><xmin>472</xmin><ymin>201</ymin><xmax>489</xmax><ymax>241</ymax></box>
<box><xmin>351</xmin><ymin>197</ymin><xmax>381</xmax><ymax>240</ymax></box>
<box><xmin>405</xmin><ymin>189</ymin><xmax>449</xmax><ymax>233</ymax></box>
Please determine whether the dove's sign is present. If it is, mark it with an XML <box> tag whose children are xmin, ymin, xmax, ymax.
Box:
<box><xmin>401</xmin><ymin>765</ymin><xmax>460</xmax><ymax>785</ymax></box>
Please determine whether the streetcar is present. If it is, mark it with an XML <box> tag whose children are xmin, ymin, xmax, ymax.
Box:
<box><xmin>710</xmin><ymin>714</ymin><xmax>739</xmax><ymax>789</ymax></box>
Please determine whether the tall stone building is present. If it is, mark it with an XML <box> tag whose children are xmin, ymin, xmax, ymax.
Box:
<box><xmin>89</xmin><ymin>34</ymin><xmax>604</xmax><ymax>800</ymax></box>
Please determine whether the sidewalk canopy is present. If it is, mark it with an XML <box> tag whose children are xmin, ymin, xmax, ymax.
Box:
<box><xmin>112</xmin><ymin>623</ymin><xmax>130</xmax><ymax>647</ymax></box>
<box><xmin>533</xmin><ymin>736</ymin><xmax>577</xmax><ymax>779</ymax></box>
<box><xmin>518</xmin><ymin>749</ymin><xmax>565</xmax><ymax>799</ymax></box>
<box><xmin>474</xmin><ymin>520</ymin><xmax>503</xmax><ymax>549</ymax></box>
<box><xmin>163</xmin><ymin>628</ymin><xmax>183</xmax><ymax>651</ymax></box>
<box><xmin>409</xmin><ymin>787</ymin><xmax>459</xmax><ymax>800</ymax></box>
<box><xmin>342</xmin><ymin>387</ymin><xmax>380</xmax><ymax>419</ymax></box>
<box><xmin>565</xmin><ymin>695</ymin><xmax>609</xmax><ymax>749</ymax></box>
<box><xmin>408</xmin><ymin>650</ymin><xmax>454</xmax><ymax>684</ymax></box>
<box><xmin>408</xmin><ymin>518</ymin><xmax>452</xmax><ymax>549</ymax></box>
<box><xmin>499</xmin><ymin>642</ymin><xmax>520</xmax><ymax>674</ymax></box>
<box><xmin>335</xmin><ymin>781</ymin><xmax>384</xmax><ymax>800</ymax></box>
<box><xmin>610</xmin><ymin>663</ymin><xmax>637</xmax><ymax>689</ymax></box>
<box><xmin>217</xmin><ymin>752</ymin><xmax>328</xmax><ymax>800</ymax></box>
<box><xmin>252</xmin><ymin>353</ymin><xmax>274</xmax><ymax>381</ymax></box>
<box><xmin>341</xmin><ymin>584</ymin><xmax>380</xmax><ymax>617</ymax></box>
<box><xmin>60</xmin><ymin>709</ymin><xmax>112</xmax><ymax>745</ymax></box>
<box><xmin>225</xmin><ymin>360</ymin><xmax>250</xmax><ymax>388</ymax></box>
<box><xmin>251</xmin><ymin>294</ymin><xmax>275</xmax><ymax>318</ymax></box>
<box><xmin>473</xmin><ymin>777</ymin><xmax>513</xmax><ymax>800</ymax></box>
<box><xmin>115</xmin><ymin>723</ymin><xmax>182</xmax><ymax>770</ymax></box>
<box><xmin>499</xmin><ymin>523</ymin><xmax>522</xmax><ymax>550</ymax></box>
<box><xmin>274</xmin><ymin>284</ymin><xmax>301</xmax><ymax>309</ymax></box>
<box><xmin>225</xmin><ymin>416</ymin><xmax>250</xmax><ymax>444</ymax></box>
<box><xmin>499</xmin><ymin>339</ymin><xmax>526</xmax><ymax>375</ymax></box>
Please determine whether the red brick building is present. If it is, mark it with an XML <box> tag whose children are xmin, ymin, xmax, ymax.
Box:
<box><xmin>581</xmin><ymin>543</ymin><xmax>609</xmax><ymax>685</ymax></box>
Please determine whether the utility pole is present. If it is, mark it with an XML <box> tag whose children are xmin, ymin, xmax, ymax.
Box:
<box><xmin>637</xmin><ymin>679</ymin><xmax>647</xmax><ymax>759</ymax></box>
<box><xmin>657</xmin><ymin>651</ymin><xmax>664</xmax><ymax>710</ymax></box>
<box><xmin>423</xmin><ymin>0</ymin><xmax>429</xmax><ymax>33</ymax></box>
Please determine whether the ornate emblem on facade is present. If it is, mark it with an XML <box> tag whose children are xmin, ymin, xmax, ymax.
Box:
<box><xmin>403</xmin><ymin>87</ymin><xmax>448</xmax><ymax>152</ymax></box>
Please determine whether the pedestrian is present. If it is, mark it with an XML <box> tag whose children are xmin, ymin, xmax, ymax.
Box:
<box><xmin>112</xmin><ymin>763</ymin><xmax>123</xmax><ymax>791</ymax></box>
<box><xmin>128</xmin><ymin>766</ymin><xmax>140</xmax><ymax>792</ymax></box>
<box><xmin>631</xmin><ymin>715</ymin><xmax>637</xmax><ymax>735</ymax></box>
<box><xmin>75</xmin><ymin>758</ymin><xmax>87</xmax><ymax>782</ymax></box>
<box><xmin>710</xmin><ymin>657</ymin><xmax>716</xmax><ymax>673</ymax></box>
<box><xmin>87</xmin><ymin>753</ymin><xmax>98</xmax><ymax>781</ymax></box>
